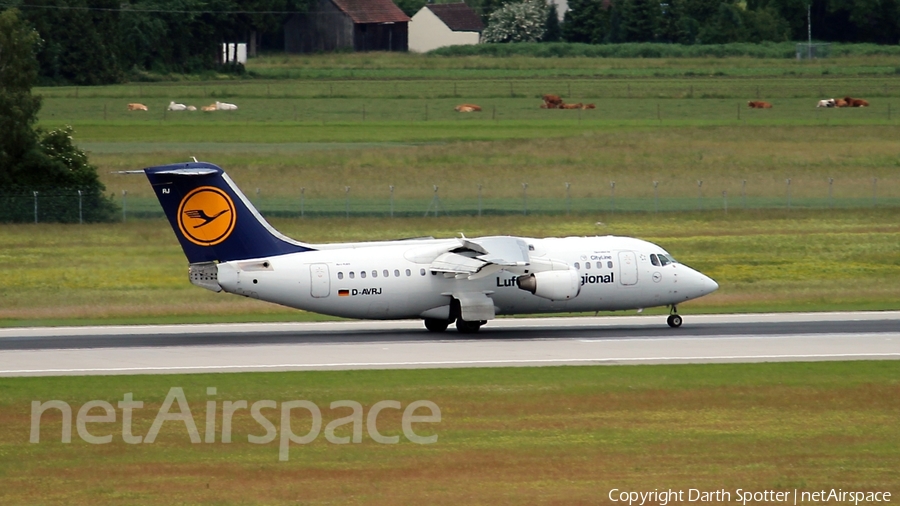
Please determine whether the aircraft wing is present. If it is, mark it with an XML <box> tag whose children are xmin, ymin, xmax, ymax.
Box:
<box><xmin>429</xmin><ymin>236</ymin><xmax>530</xmax><ymax>279</ymax></box>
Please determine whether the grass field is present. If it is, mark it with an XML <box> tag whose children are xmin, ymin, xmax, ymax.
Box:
<box><xmin>2</xmin><ymin>362</ymin><xmax>898</xmax><ymax>505</ymax></box>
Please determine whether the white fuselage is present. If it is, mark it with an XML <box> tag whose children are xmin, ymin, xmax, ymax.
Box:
<box><xmin>212</xmin><ymin>235</ymin><xmax>718</xmax><ymax>320</ymax></box>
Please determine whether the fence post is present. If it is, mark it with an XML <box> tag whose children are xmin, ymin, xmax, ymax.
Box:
<box><xmin>122</xmin><ymin>190</ymin><xmax>127</xmax><ymax>222</ymax></box>
<box><xmin>33</xmin><ymin>191</ymin><xmax>38</xmax><ymax>224</ymax></box>
<box><xmin>389</xmin><ymin>185</ymin><xmax>394</xmax><ymax>218</ymax></box>
<box><xmin>653</xmin><ymin>181</ymin><xmax>659</xmax><ymax>213</ymax></box>
<box><xmin>697</xmin><ymin>180</ymin><xmax>703</xmax><ymax>210</ymax></box>
<box><xmin>828</xmin><ymin>178</ymin><xmax>834</xmax><ymax>208</ymax></box>
<box><xmin>723</xmin><ymin>191</ymin><xmax>727</xmax><ymax>214</ymax></box>
<box><xmin>522</xmin><ymin>183</ymin><xmax>528</xmax><ymax>215</ymax></box>
<box><xmin>477</xmin><ymin>184</ymin><xmax>482</xmax><ymax>217</ymax></box>
<box><xmin>873</xmin><ymin>177</ymin><xmax>878</xmax><ymax>207</ymax></box>
<box><xmin>78</xmin><ymin>190</ymin><xmax>83</xmax><ymax>224</ymax></box>
<box><xmin>741</xmin><ymin>180</ymin><xmax>746</xmax><ymax>209</ymax></box>
<box><xmin>565</xmin><ymin>182</ymin><xmax>571</xmax><ymax>215</ymax></box>
<box><xmin>300</xmin><ymin>187</ymin><xmax>305</xmax><ymax>218</ymax></box>
<box><xmin>344</xmin><ymin>186</ymin><xmax>350</xmax><ymax>218</ymax></box>
<box><xmin>786</xmin><ymin>178</ymin><xmax>792</xmax><ymax>211</ymax></box>
<box><xmin>610</xmin><ymin>181</ymin><xmax>616</xmax><ymax>213</ymax></box>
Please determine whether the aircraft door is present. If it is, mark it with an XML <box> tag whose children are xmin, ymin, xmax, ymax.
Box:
<box><xmin>618</xmin><ymin>251</ymin><xmax>638</xmax><ymax>286</ymax></box>
<box><xmin>309</xmin><ymin>263</ymin><xmax>330</xmax><ymax>298</ymax></box>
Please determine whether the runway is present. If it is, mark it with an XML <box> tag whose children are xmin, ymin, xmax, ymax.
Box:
<box><xmin>1</xmin><ymin>311</ymin><xmax>898</xmax><ymax>376</ymax></box>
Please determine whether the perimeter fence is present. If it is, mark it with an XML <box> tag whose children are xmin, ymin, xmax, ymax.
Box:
<box><xmin>3</xmin><ymin>176</ymin><xmax>897</xmax><ymax>223</ymax></box>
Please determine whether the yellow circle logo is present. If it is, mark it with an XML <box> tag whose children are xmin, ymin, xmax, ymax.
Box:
<box><xmin>177</xmin><ymin>186</ymin><xmax>236</xmax><ymax>246</ymax></box>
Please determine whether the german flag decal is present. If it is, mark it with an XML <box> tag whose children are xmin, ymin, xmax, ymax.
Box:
<box><xmin>338</xmin><ymin>290</ymin><xmax>350</xmax><ymax>297</ymax></box>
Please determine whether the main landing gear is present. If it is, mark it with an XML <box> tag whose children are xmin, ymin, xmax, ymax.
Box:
<box><xmin>667</xmin><ymin>305</ymin><xmax>683</xmax><ymax>328</ymax></box>
<box><xmin>423</xmin><ymin>318</ymin><xmax>486</xmax><ymax>333</ymax></box>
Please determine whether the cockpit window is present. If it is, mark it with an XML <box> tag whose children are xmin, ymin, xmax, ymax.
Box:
<box><xmin>657</xmin><ymin>254</ymin><xmax>677</xmax><ymax>266</ymax></box>
<box><xmin>650</xmin><ymin>254</ymin><xmax>660</xmax><ymax>266</ymax></box>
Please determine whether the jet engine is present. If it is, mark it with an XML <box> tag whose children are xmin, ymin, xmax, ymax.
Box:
<box><xmin>516</xmin><ymin>269</ymin><xmax>581</xmax><ymax>301</ymax></box>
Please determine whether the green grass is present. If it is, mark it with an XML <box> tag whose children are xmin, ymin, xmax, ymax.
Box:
<box><xmin>1</xmin><ymin>210</ymin><xmax>898</xmax><ymax>326</ymax></box>
<box><xmin>1</xmin><ymin>362</ymin><xmax>898</xmax><ymax>505</ymax></box>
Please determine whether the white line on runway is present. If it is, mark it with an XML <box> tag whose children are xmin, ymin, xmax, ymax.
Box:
<box><xmin>2</xmin><ymin>353</ymin><xmax>900</xmax><ymax>375</ymax></box>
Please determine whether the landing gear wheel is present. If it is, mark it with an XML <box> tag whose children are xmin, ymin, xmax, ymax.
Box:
<box><xmin>424</xmin><ymin>318</ymin><xmax>451</xmax><ymax>332</ymax></box>
<box><xmin>667</xmin><ymin>314</ymin><xmax>683</xmax><ymax>328</ymax></box>
<box><xmin>455</xmin><ymin>319</ymin><xmax>484</xmax><ymax>334</ymax></box>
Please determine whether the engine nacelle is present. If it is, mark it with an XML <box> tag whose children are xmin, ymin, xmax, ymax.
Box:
<box><xmin>516</xmin><ymin>269</ymin><xmax>581</xmax><ymax>301</ymax></box>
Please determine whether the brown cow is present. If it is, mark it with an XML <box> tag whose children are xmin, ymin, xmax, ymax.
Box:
<box><xmin>127</xmin><ymin>103</ymin><xmax>148</xmax><ymax>111</ymax></box>
<box><xmin>582</xmin><ymin>103</ymin><xmax>596</xmax><ymax>109</ymax></box>
<box><xmin>747</xmin><ymin>101</ymin><xmax>773</xmax><ymax>109</ymax></box>
<box><xmin>455</xmin><ymin>104</ymin><xmax>482</xmax><ymax>112</ymax></box>
<box><xmin>201</xmin><ymin>104</ymin><xmax>217</xmax><ymax>112</ymax></box>
<box><xmin>834</xmin><ymin>98</ymin><xmax>848</xmax><ymax>107</ymax></box>
<box><xmin>560</xmin><ymin>103</ymin><xmax>583</xmax><ymax>109</ymax></box>
<box><xmin>844</xmin><ymin>96</ymin><xmax>869</xmax><ymax>107</ymax></box>
<box><xmin>542</xmin><ymin>94</ymin><xmax>563</xmax><ymax>106</ymax></box>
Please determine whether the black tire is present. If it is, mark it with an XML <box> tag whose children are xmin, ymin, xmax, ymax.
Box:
<box><xmin>424</xmin><ymin>318</ymin><xmax>450</xmax><ymax>332</ymax></box>
<box><xmin>455</xmin><ymin>319</ymin><xmax>484</xmax><ymax>334</ymax></box>
<box><xmin>667</xmin><ymin>314</ymin><xmax>683</xmax><ymax>328</ymax></box>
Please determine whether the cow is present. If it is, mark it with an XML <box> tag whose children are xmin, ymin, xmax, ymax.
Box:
<box><xmin>127</xmin><ymin>103</ymin><xmax>148</xmax><ymax>111</ymax></box>
<box><xmin>201</xmin><ymin>104</ymin><xmax>217</xmax><ymax>112</ymax></box>
<box><xmin>560</xmin><ymin>103</ymin><xmax>583</xmax><ymax>109</ymax></box>
<box><xmin>542</xmin><ymin>94</ymin><xmax>563</xmax><ymax>106</ymax></box>
<box><xmin>816</xmin><ymin>99</ymin><xmax>835</xmax><ymax>108</ymax></box>
<box><xmin>455</xmin><ymin>104</ymin><xmax>482</xmax><ymax>112</ymax></box>
<box><xmin>168</xmin><ymin>101</ymin><xmax>187</xmax><ymax>111</ymax></box>
<box><xmin>186</xmin><ymin>105</ymin><xmax>197</xmax><ymax>111</ymax></box>
<box><xmin>747</xmin><ymin>101</ymin><xmax>772</xmax><ymax>109</ymax></box>
<box><xmin>582</xmin><ymin>103</ymin><xmax>596</xmax><ymax>109</ymax></box>
<box><xmin>834</xmin><ymin>98</ymin><xmax>848</xmax><ymax>107</ymax></box>
<box><xmin>844</xmin><ymin>96</ymin><xmax>869</xmax><ymax>107</ymax></box>
<box><xmin>215</xmin><ymin>101</ymin><xmax>238</xmax><ymax>110</ymax></box>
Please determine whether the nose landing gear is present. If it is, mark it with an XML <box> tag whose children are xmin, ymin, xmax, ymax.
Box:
<box><xmin>667</xmin><ymin>306</ymin><xmax>683</xmax><ymax>328</ymax></box>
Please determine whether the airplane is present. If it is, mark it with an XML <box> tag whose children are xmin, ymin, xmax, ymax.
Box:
<box><xmin>136</xmin><ymin>161</ymin><xmax>719</xmax><ymax>333</ymax></box>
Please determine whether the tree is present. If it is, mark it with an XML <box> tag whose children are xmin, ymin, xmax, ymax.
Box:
<box><xmin>482</xmin><ymin>0</ymin><xmax>549</xmax><ymax>43</ymax></box>
<box><xmin>0</xmin><ymin>9</ymin><xmax>116</xmax><ymax>222</ymax></box>
<box><xmin>543</xmin><ymin>2</ymin><xmax>562</xmax><ymax>41</ymax></box>
<box><xmin>562</xmin><ymin>0</ymin><xmax>611</xmax><ymax>43</ymax></box>
<box><xmin>619</xmin><ymin>0</ymin><xmax>661</xmax><ymax>41</ymax></box>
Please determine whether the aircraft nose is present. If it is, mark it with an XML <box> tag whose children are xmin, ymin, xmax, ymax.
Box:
<box><xmin>684</xmin><ymin>268</ymin><xmax>718</xmax><ymax>298</ymax></box>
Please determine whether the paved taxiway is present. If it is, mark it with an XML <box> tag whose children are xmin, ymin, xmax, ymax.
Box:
<box><xmin>0</xmin><ymin>312</ymin><xmax>898</xmax><ymax>376</ymax></box>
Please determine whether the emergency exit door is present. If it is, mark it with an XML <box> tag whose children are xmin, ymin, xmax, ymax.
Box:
<box><xmin>309</xmin><ymin>264</ymin><xmax>330</xmax><ymax>298</ymax></box>
<box><xmin>618</xmin><ymin>251</ymin><xmax>638</xmax><ymax>286</ymax></box>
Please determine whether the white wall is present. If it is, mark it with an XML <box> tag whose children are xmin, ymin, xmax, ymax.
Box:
<box><xmin>408</xmin><ymin>7</ymin><xmax>480</xmax><ymax>53</ymax></box>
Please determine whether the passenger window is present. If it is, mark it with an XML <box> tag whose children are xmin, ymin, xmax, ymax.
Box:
<box><xmin>361</xmin><ymin>271</ymin><xmax>366</xmax><ymax>278</ymax></box>
<box><xmin>585</xmin><ymin>262</ymin><xmax>591</xmax><ymax>270</ymax></box>
<box><xmin>420</xmin><ymin>268</ymin><xmax>426</xmax><ymax>276</ymax></box>
<box><xmin>607</xmin><ymin>261</ymin><xmax>613</xmax><ymax>269</ymax></box>
<box><xmin>385</xmin><ymin>270</ymin><xmax>390</xmax><ymax>277</ymax></box>
<box><xmin>349</xmin><ymin>272</ymin><xmax>355</xmax><ymax>279</ymax></box>
<box><xmin>372</xmin><ymin>270</ymin><xmax>377</xmax><ymax>278</ymax></box>
<box><xmin>406</xmin><ymin>269</ymin><xmax>411</xmax><ymax>276</ymax></box>
<box><xmin>651</xmin><ymin>254</ymin><xmax>660</xmax><ymax>267</ymax></box>
<box><xmin>574</xmin><ymin>262</ymin><xmax>580</xmax><ymax>269</ymax></box>
<box><xmin>338</xmin><ymin>272</ymin><xmax>344</xmax><ymax>280</ymax></box>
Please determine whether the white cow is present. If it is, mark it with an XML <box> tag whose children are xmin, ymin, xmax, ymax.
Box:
<box><xmin>186</xmin><ymin>105</ymin><xmax>197</xmax><ymax>111</ymax></box>
<box><xmin>168</xmin><ymin>101</ymin><xmax>187</xmax><ymax>111</ymax></box>
<box><xmin>216</xmin><ymin>101</ymin><xmax>238</xmax><ymax>110</ymax></box>
<box><xmin>817</xmin><ymin>99</ymin><xmax>835</xmax><ymax>108</ymax></box>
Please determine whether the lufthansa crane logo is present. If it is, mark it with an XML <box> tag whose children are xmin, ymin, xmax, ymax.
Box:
<box><xmin>177</xmin><ymin>186</ymin><xmax>236</xmax><ymax>246</ymax></box>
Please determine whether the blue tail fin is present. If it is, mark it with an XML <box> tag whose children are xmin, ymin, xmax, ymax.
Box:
<box><xmin>144</xmin><ymin>162</ymin><xmax>314</xmax><ymax>263</ymax></box>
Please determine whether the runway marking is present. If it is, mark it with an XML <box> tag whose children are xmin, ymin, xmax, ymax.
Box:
<box><xmin>3</xmin><ymin>352</ymin><xmax>899</xmax><ymax>375</ymax></box>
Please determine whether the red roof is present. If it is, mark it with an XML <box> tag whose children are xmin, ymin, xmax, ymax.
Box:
<box><xmin>330</xmin><ymin>0</ymin><xmax>411</xmax><ymax>24</ymax></box>
<box><xmin>427</xmin><ymin>3</ymin><xmax>484</xmax><ymax>32</ymax></box>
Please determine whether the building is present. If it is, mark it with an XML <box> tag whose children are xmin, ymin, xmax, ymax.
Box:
<box><xmin>285</xmin><ymin>0</ymin><xmax>410</xmax><ymax>53</ymax></box>
<box><xmin>408</xmin><ymin>3</ymin><xmax>484</xmax><ymax>53</ymax></box>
